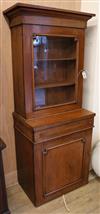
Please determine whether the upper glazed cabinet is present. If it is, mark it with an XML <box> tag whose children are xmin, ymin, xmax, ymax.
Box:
<box><xmin>3</xmin><ymin>3</ymin><xmax>95</xmax><ymax>118</ymax></box>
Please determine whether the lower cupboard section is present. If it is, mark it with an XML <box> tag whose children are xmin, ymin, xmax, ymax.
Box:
<box><xmin>15</xmin><ymin>128</ymin><xmax>93</xmax><ymax>206</ymax></box>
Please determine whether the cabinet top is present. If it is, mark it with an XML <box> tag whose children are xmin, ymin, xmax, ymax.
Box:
<box><xmin>3</xmin><ymin>3</ymin><xmax>95</xmax><ymax>18</ymax></box>
<box><xmin>3</xmin><ymin>3</ymin><xmax>95</xmax><ymax>28</ymax></box>
<box><xmin>14</xmin><ymin>108</ymin><xmax>95</xmax><ymax>128</ymax></box>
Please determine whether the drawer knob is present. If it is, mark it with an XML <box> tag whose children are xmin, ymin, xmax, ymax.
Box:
<box><xmin>81</xmin><ymin>139</ymin><xmax>86</xmax><ymax>144</ymax></box>
<box><xmin>43</xmin><ymin>149</ymin><xmax>48</xmax><ymax>155</ymax></box>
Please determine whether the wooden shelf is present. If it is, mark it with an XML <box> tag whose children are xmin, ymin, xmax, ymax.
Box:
<box><xmin>35</xmin><ymin>81</ymin><xmax>75</xmax><ymax>89</ymax></box>
<box><xmin>35</xmin><ymin>100</ymin><xmax>76</xmax><ymax>110</ymax></box>
<box><xmin>34</xmin><ymin>57</ymin><xmax>76</xmax><ymax>62</ymax></box>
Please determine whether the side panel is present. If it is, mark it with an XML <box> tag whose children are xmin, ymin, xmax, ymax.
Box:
<box><xmin>11</xmin><ymin>26</ymin><xmax>25</xmax><ymax>116</ymax></box>
<box><xmin>15</xmin><ymin>129</ymin><xmax>35</xmax><ymax>204</ymax></box>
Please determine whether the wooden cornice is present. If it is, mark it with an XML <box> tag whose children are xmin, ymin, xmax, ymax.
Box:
<box><xmin>3</xmin><ymin>3</ymin><xmax>95</xmax><ymax>29</ymax></box>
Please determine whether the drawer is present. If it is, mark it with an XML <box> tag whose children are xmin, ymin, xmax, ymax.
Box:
<box><xmin>34</xmin><ymin>117</ymin><xmax>94</xmax><ymax>142</ymax></box>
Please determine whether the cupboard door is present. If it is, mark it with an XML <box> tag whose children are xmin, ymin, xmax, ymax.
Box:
<box><xmin>42</xmin><ymin>138</ymin><xmax>85</xmax><ymax>196</ymax></box>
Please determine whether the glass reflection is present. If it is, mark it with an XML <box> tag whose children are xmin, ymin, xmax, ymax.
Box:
<box><xmin>33</xmin><ymin>36</ymin><xmax>49</xmax><ymax>82</ymax></box>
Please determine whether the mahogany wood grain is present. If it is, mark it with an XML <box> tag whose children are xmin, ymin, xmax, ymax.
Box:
<box><xmin>43</xmin><ymin>139</ymin><xmax>84</xmax><ymax>194</ymax></box>
<box><xmin>15</xmin><ymin>130</ymin><xmax>35</xmax><ymax>204</ymax></box>
<box><xmin>26</xmin><ymin>108</ymin><xmax>95</xmax><ymax>127</ymax></box>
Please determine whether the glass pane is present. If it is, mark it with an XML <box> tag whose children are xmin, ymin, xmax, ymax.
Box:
<box><xmin>33</xmin><ymin>35</ymin><xmax>77</xmax><ymax>109</ymax></box>
<box><xmin>35</xmin><ymin>86</ymin><xmax>75</xmax><ymax>109</ymax></box>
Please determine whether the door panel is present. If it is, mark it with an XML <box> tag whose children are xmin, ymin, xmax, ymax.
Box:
<box><xmin>43</xmin><ymin>138</ymin><xmax>85</xmax><ymax>195</ymax></box>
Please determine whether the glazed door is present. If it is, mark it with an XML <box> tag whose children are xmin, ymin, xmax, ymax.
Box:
<box><xmin>32</xmin><ymin>34</ymin><xmax>80</xmax><ymax>110</ymax></box>
<box><xmin>42</xmin><ymin>136</ymin><xmax>85</xmax><ymax>197</ymax></box>
<box><xmin>20</xmin><ymin>25</ymin><xmax>85</xmax><ymax>116</ymax></box>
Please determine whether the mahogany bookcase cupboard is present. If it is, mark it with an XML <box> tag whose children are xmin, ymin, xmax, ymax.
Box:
<box><xmin>4</xmin><ymin>4</ymin><xmax>95</xmax><ymax>206</ymax></box>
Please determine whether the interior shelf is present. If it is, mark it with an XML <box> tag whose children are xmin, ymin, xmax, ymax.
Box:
<box><xmin>35</xmin><ymin>100</ymin><xmax>76</xmax><ymax>110</ymax></box>
<box><xmin>34</xmin><ymin>58</ymin><xmax>76</xmax><ymax>62</ymax></box>
<box><xmin>35</xmin><ymin>81</ymin><xmax>75</xmax><ymax>89</ymax></box>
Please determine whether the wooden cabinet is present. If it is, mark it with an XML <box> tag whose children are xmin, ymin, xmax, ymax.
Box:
<box><xmin>4</xmin><ymin>3</ymin><xmax>95</xmax><ymax>206</ymax></box>
<box><xmin>0</xmin><ymin>139</ymin><xmax>10</xmax><ymax>214</ymax></box>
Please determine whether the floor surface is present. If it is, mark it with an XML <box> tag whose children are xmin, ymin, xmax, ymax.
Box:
<box><xmin>7</xmin><ymin>178</ymin><xmax>100</xmax><ymax>214</ymax></box>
